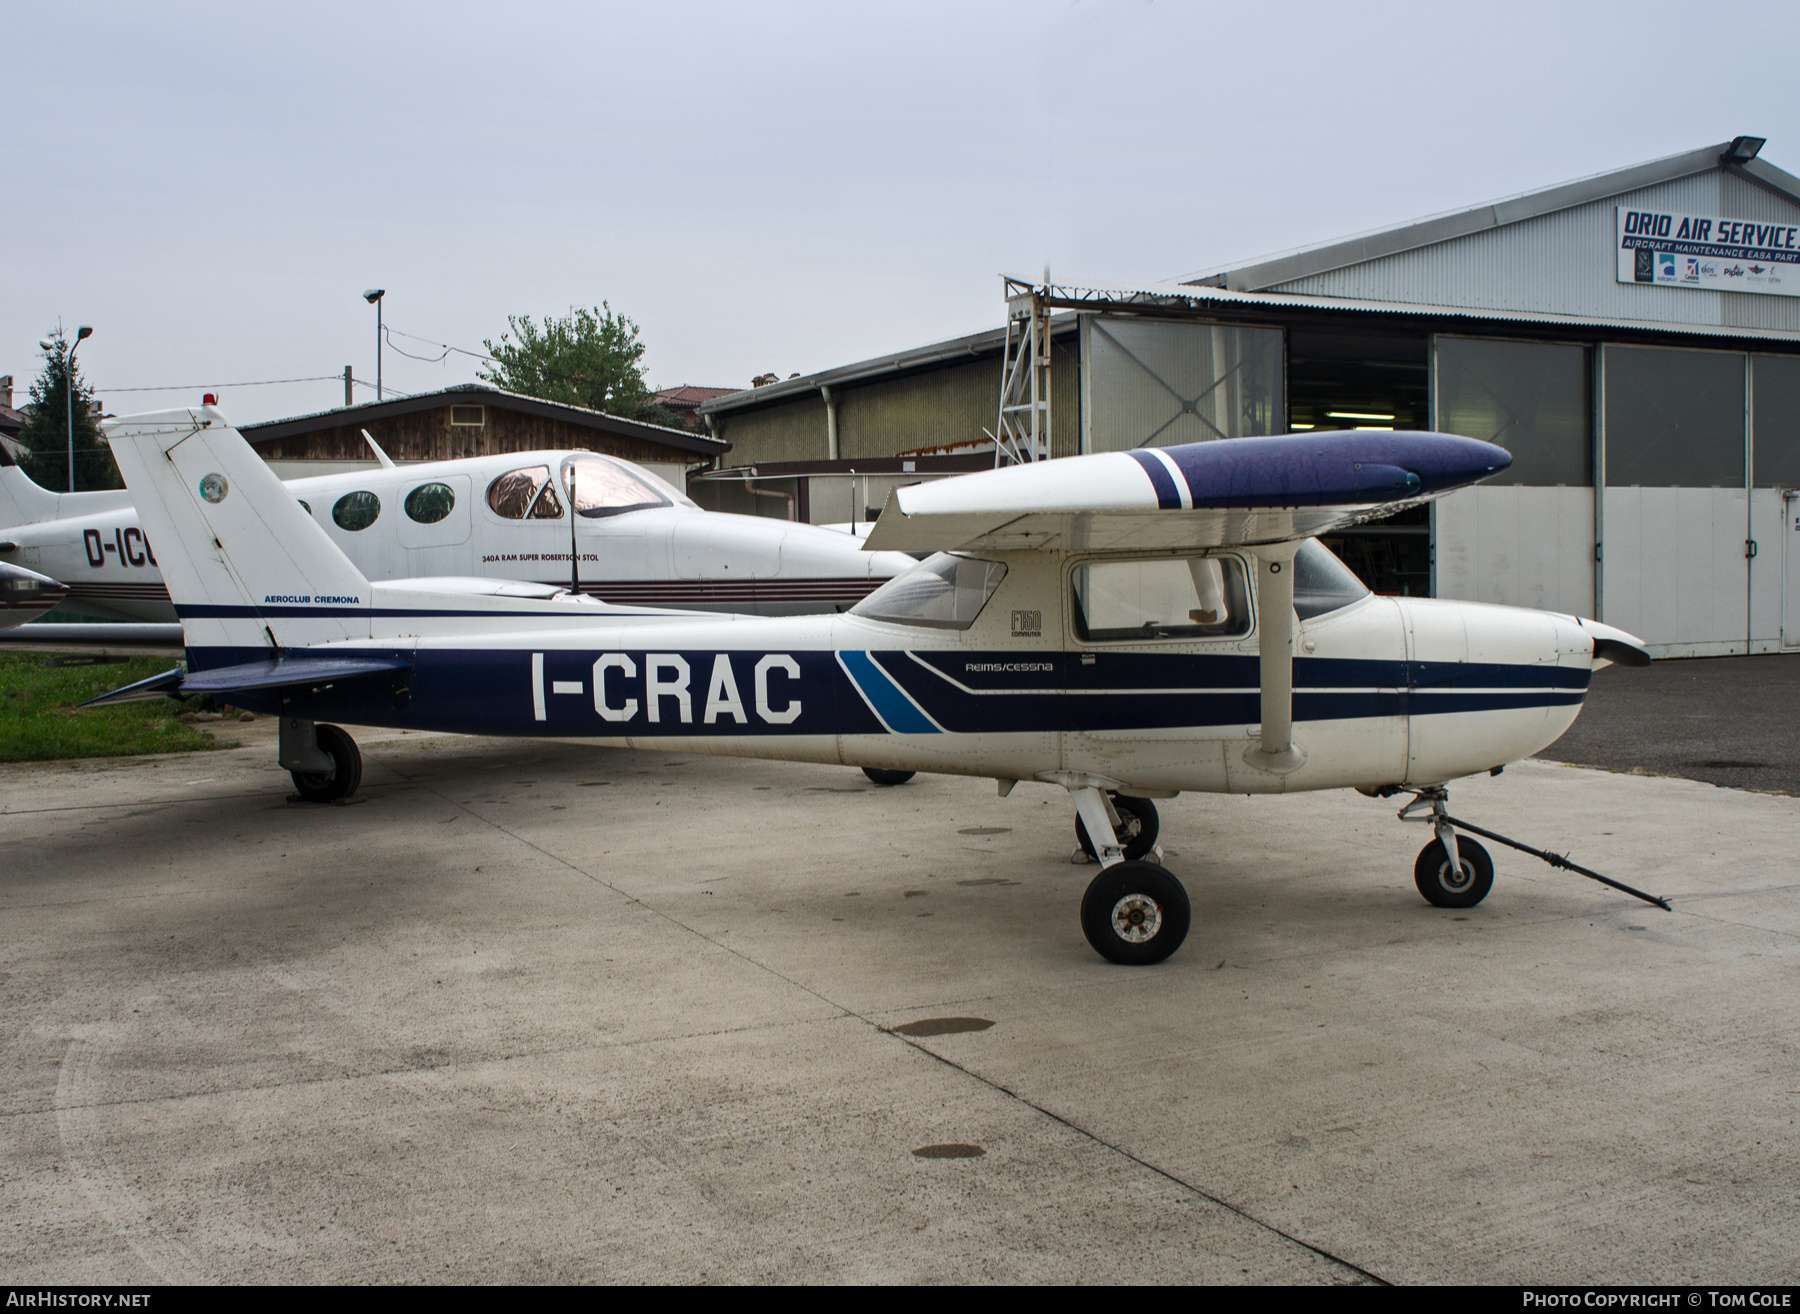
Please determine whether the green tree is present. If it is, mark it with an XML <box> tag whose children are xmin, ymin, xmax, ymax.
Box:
<box><xmin>19</xmin><ymin>327</ymin><xmax>120</xmax><ymax>491</ymax></box>
<box><xmin>479</xmin><ymin>304</ymin><xmax>682</xmax><ymax>427</ymax></box>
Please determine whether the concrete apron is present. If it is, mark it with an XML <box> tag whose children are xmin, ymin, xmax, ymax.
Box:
<box><xmin>0</xmin><ymin>733</ymin><xmax>1794</xmax><ymax>1284</ymax></box>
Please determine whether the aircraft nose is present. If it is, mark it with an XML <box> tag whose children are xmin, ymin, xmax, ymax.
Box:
<box><xmin>0</xmin><ymin>561</ymin><xmax>69</xmax><ymax>628</ymax></box>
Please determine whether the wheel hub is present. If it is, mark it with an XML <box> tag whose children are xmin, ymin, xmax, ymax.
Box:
<box><xmin>1438</xmin><ymin>858</ymin><xmax>1475</xmax><ymax>893</ymax></box>
<box><xmin>1109</xmin><ymin>893</ymin><xmax>1163</xmax><ymax>944</ymax></box>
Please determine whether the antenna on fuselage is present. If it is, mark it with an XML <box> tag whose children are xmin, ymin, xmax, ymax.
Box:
<box><xmin>360</xmin><ymin>430</ymin><xmax>397</xmax><ymax>470</ymax></box>
<box><xmin>563</xmin><ymin>456</ymin><xmax>580</xmax><ymax>597</ymax></box>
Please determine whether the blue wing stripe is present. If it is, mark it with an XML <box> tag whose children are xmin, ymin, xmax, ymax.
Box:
<box><xmin>1124</xmin><ymin>450</ymin><xmax>1183</xmax><ymax>510</ymax></box>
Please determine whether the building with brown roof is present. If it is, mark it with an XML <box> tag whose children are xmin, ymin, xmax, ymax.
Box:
<box><xmin>242</xmin><ymin>383</ymin><xmax>727</xmax><ymax>490</ymax></box>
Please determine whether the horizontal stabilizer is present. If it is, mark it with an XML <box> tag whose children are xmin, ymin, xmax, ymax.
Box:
<box><xmin>177</xmin><ymin>653</ymin><xmax>412</xmax><ymax>696</ymax></box>
<box><xmin>79</xmin><ymin>666</ymin><xmax>187</xmax><ymax>707</ymax></box>
<box><xmin>865</xmin><ymin>431</ymin><xmax>1510</xmax><ymax>552</ymax></box>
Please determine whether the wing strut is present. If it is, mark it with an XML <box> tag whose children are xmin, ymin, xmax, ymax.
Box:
<box><xmin>1248</xmin><ymin>545</ymin><xmax>1305</xmax><ymax>773</ymax></box>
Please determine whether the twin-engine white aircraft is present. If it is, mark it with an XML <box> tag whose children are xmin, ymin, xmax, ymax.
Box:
<box><xmin>97</xmin><ymin>405</ymin><xmax>1651</xmax><ymax>965</ymax></box>
<box><xmin>0</xmin><ymin>440</ymin><xmax>911</xmax><ymax>635</ymax></box>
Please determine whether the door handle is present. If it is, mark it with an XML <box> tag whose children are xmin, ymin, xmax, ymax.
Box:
<box><xmin>1746</xmin><ymin>540</ymin><xmax>1759</xmax><ymax>559</ymax></box>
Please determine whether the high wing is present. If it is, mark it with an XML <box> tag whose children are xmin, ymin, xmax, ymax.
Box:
<box><xmin>862</xmin><ymin>431</ymin><xmax>1511</xmax><ymax>553</ymax></box>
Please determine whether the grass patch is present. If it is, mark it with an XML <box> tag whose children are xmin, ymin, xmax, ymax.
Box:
<box><xmin>0</xmin><ymin>654</ymin><xmax>227</xmax><ymax>763</ymax></box>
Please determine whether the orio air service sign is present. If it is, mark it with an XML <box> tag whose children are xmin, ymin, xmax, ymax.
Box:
<box><xmin>1617</xmin><ymin>207</ymin><xmax>1799</xmax><ymax>296</ymax></box>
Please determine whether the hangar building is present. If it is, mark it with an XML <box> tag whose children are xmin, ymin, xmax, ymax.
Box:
<box><xmin>244</xmin><ymin>383</ymin><xmax>725</xmax><ymax>493</ymax></box>
<box><xmin>700</xmin><ymin>137</ymin><xmax>1800</xmax><ymax>659</ymax></box>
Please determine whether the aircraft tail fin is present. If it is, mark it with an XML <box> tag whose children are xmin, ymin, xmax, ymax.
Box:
<box><xmin>102</xmin><ymin>406</ymin><xmax>372</xmax><ymax>662</ymax></box>
<box><xmin>0</xmin><ymin>462</ymin><xmax>68</xmax><ymax>529</ymax></box>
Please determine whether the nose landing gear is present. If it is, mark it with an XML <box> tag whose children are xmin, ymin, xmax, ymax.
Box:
<box><xmin>1414</xmin><ymin>834</ymin><xmax>1494</xmax><ymax>907</ymax></box>
<box><xmin>1395</xmin><ymin>785</ymin><xmax>1671</xmax><ymax>911</ymax></box>
<box><xmin>1067</xmin><ymin>784</ymin><xmax>1188</xmax><ymax>965</ymax></box>
<box><xmin>1400</xmin><ymin>787</ymin><xmax>1494</xmax><ymax>908</ymax></box>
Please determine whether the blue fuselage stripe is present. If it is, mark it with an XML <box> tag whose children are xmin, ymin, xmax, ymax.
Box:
<box><xmin>840</xmin><ymin>650</ymin><xmax>940</xmax><ymax>734</ymax></box>
<box><xmin>178</xmin><ymin>644</ymin><xmax>1588</xmax><ymax>740</ymax></box>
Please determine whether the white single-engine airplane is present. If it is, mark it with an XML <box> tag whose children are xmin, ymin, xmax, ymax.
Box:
<box><xmin>96</xmin><ymin>404</ymin><xmax>1653</xmax><ymax>965</ymax></box>
<box><xmin>0</xmin><ymin>438</ymin><xmax>913</xmax><ymax>635</ymax></box>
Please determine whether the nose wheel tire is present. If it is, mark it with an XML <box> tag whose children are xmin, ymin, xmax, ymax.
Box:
<box><xmin>290</xmin><ymin>724</ymin><xmax>363</xmax><ymax>803</ymax></box>
<box><xmin>1414</xmin><ymin>836</ymin><xmax>1493</xmax><ymax>908</ymax></box>
<box><xmin>862</xmin><ymin>767</ymin><xmax>916</xmax><ymax>786</ymax></box>
<box><xmin>1080</xmin><ymin>861</ymin><xmax>1190</xmax><ymax>965</ymax></box>
<box><xmin>1075</xmin><ymin>793</ymin><xmax>1160</xmax><ymax>862</ymax></box>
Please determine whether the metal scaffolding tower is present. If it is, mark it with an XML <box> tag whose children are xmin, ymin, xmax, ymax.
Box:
<box><xmin>994</xmin><ymin>276</ymin><xmax>1051</xmax><ymax>465</ymax></box>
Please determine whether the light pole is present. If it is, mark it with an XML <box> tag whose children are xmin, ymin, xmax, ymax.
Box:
<box><xmin>363</xmin><ymin>289</ymin><xmax>386</xmax><ymax>399</ymax></box>
<box><xmin>66</xmin><ymin>324</ymin><xmax>92</xmax><ymax>492</ymax></box>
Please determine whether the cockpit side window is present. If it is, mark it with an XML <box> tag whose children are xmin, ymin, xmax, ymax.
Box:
<box><xmin>1072</xmin><ymin>555</ymin><xmax>1251</xmax><ymax>641</ymax></box>
<box><xmin>561</xmin><ymin>454</ymin><xmax>671</xmax><ymax>518</ymax></box>
<box><xmin>1292</xmin><ymin>538</ymin><xmax>1371</xmax><ymax>619</ymax></box>
<box><xmin>486</xmin><ymin>466</ymin><xmax>563</xmax><ymax>520</ymax></box>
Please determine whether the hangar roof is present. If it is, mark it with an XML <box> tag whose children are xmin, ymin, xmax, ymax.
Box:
<box><xmin>243</xmin><ymin>383</ymin><xmax>728</xmax><ymax>457</ymax></box>
<box><xmin>698</xmin><ymin>315</ymin><xmax>1079</xmax><ymax>419</ymax></box>
<box><xmin>1176</xmin><ymin>139</ymin><xmax>1800</xmax><ymax>293</ymax></box>
<box><xmin>704</xmin><ymin>140</ymin><xmax>1800</xmax><ymax>424</ymax></box>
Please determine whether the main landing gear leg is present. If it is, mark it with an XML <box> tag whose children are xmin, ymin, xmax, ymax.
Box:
<box><xmin>1399</xmin><ymin>787</ymin><xmax>1494</xmax><ymax>908</ymax></box>
<box><xmin>1066</xmin><ymin>785</ymin><xmax>1190</xmax><ymax>966</ymax></box>
<box><xmin>280</xmin><ymin>716</ymin><xmax>363</xmax><ymax>803</ymax></box>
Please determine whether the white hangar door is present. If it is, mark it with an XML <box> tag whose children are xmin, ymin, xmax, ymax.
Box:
<box><xmin>1430</xmin><ymin>337</ymin><xmax>1595</xmax><ymax>615</ymax></box>
<box><xmin>1600</xmin><ymin>346</ymin><xmax>1750</xmax><ymax>659</ymax></box>
<box><xmin>1750</xmin><ymin>355</ymin><xmax>1800</xmax><ymax>652</ymax></box>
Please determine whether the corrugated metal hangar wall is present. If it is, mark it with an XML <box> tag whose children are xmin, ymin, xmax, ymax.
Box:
<box><xmin>703</xmin><ymin>140</ymin><xmax>1800</xmax><ymax>659</ymax></box>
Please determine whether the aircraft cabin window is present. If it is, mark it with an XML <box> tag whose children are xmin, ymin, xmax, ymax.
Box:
<box><xmin>486</xmin><ymin>466</ymin><xmax>564</xmax><ymax>520</ymax></box>
<box><xmin>297</xmin><ymin>500</ymin><xmax>311</xmax><ymax>515</ymax></box>
<box><xmin>562</xmin><ymin>454</ymin><xmax>671</xmax><ymax>518</ymax></box>
<box><xmin>331</xmin><ymin>491</ymin><xmax>381</xmax><ymax>532</ymax></box>
<box><xmin>404</xmin><ymin>482</ymin><xmax>456</xmax><ymax>525</ymax></box>
<box><xmin>1072</xmin><ymin>555</ymin><xmax>1251</xmax><ymax>641</ymax></box>
<box><xmin>1292</xmin><ymin>539</ymin><xmax>1371</xmax><ymax>619</ymax></box>
<box><xmin>851</xmin><ymin>553</ymin><xmax>1007</xmax><ymax>630</ymax></box>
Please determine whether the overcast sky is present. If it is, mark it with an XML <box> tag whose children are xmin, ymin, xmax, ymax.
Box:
<box><xmin>6</xmin><ymin>1</ymin><xmax>1796</xmax><ymax>425</ymax></box>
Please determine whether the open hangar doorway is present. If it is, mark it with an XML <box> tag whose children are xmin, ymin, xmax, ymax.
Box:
<box><xmin>1286</xmin><ymin>323</ymin><xmax>1432</xmax><ymax>596</ymax></box>
<box><xmin>1077</xmin><ymin>313</ymin><xmax>1433</xmax><ymax>596</ymax></box>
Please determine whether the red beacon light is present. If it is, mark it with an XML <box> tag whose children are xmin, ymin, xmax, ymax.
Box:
<box><xmin>202</xmin><ymin>393</ymin><xmax>217</xmax><ymax>406</ymax></box>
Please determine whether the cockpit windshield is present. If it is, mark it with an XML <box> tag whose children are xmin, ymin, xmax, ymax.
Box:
<box><xmin>850</xmin><ymin>553</ymin><xmax>1007</xmax><ymax>630</ymax></box>
<box><xmin>1292</xmin><ymin>539</ymin><xmax>1371</xmax><ymax>619</ymax></box>
<box><xmin>561</xmin><ymin>454</ymin><xmax>684</xmax><ymax>518</ymax></box>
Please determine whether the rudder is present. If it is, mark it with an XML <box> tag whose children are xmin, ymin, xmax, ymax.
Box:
<box><xmin>102</xmin><ymin>405</ymin><xmax>372</xmax><ymax>661</ymax></box>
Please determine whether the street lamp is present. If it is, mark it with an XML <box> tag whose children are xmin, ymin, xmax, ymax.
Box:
<box><xmin>66</xmin><ymin>324</ymin><xmax>92</xmax><ymax>492</ymax></box>
<box><xmin>363</xmin><ymin>289</ymin><xmax>386</xmax><ymax>400</ymax></box>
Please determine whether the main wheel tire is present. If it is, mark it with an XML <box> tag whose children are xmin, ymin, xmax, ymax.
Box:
<box><xmin>290</xmin><ymin>724</ymin><xmax>362</xmax><ymax>803</ymax></box>
<box><xmin>1075</xmin><ymin>794</ymin><xmax>1160</xmax><ymax>862</ymax></box>
<box><xmin>1080</xmin><ymin>861</ymin><xmax>1191</xmax><ymax>965</ymax></box>
<box><xmin>862</xmin><ymin>767</ymin><xmax>915</xmax><ymax>786</ymax></box>
<box><xmin>1414</xmin><ymin>836</ymin><xmax>1494</xmax><ymax>908</ymax></box>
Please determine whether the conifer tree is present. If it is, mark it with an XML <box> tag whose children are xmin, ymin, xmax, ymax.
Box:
<box><xmin>19</xmin><ymin>327</ymin><xmax>119</xmax><ymax>491</ymax></box>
